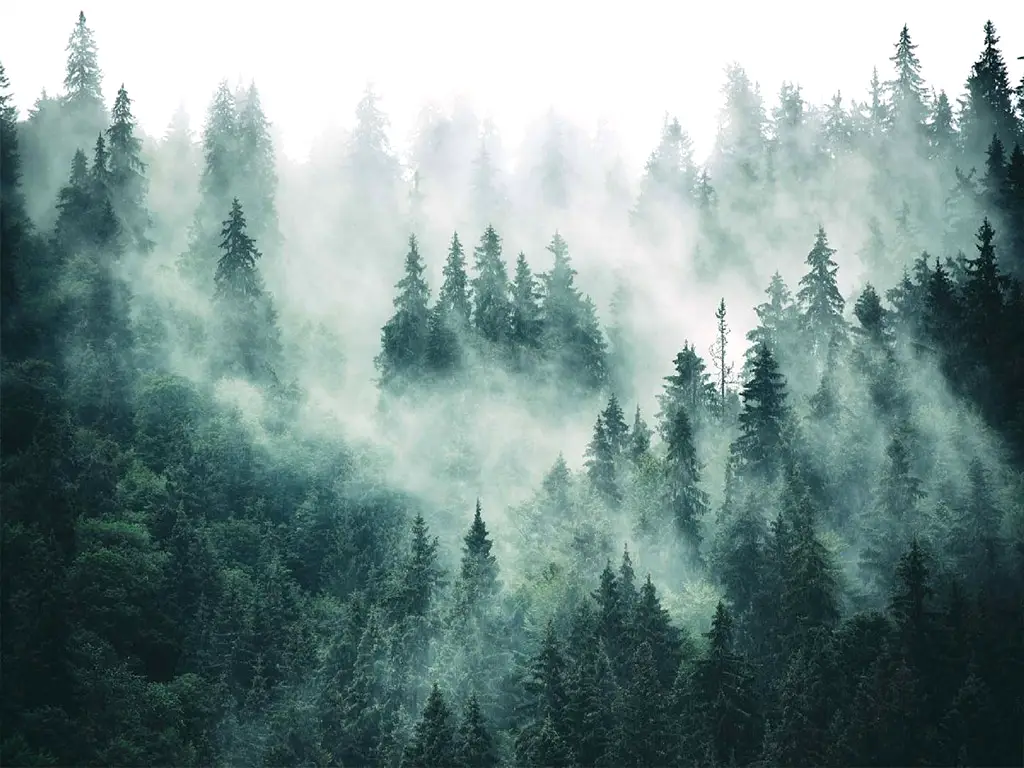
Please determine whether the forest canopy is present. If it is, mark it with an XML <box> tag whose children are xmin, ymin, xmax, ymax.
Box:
<box><xmin>2</xmin><ymin>12</ymin><xmax>1024</xmax><ymax>768</ymax></box>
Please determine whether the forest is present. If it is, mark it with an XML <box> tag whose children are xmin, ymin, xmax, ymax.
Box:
<box><xmin>2</xmin><ymin>11</ymin><xmax>1024</xmax><ymax>768</ymax></box>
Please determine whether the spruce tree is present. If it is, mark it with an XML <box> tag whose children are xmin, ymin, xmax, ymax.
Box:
<box><xmin>403</xmin><ymin>684</ymin><xmax>457</xmax><ymax>768</ymax></box>
<box><xmin>235</xmin><ymin>82</ymin><xmax>278</xmax><ymax>248</ymax></box>
<box><xmin>710</xmin><ymin>298</ymin><xmax>733</xmax><ymax>413</ymax></box>
<box><xmin>886</xmin><ymin>25</ymin><xmax>929</xmax><ymax>137</ymax></box>
<box><xmin>744</xmin><ymin>271</ymin><xmax>798</xmax><ymax>377</ymax></box>
<box><xmin>962</xmin><ymin>218</ymin><xmax>1003</xmax><ymax>362</ymax></box>
<box><xmin>437</xmin><ymin>232</ymin><xmax>472</xmax><ymax>326</ymax></box>
<box><xmin>733</xmin><ymin>343</ymin><xmax>790</xmax><ymax>481</ymax></box>
<box><xmin>62</xmin><ymin>11</ymin><xmax>104</xmax><ymax>129</ymax></box>
<box><xmin>960</xmin><ymin>21</ymin><xmax>1017</xmax><ymax>161</ymax></box>
<box><xmin>0</xmin><ymin>62</ymin><xmax>25</xmax><ymax>336</ymax></box>
<box><xmin>601</xmin><ymin>393</ymin><xmax>629</xmax><ymax>457</ymax></box>
<box><xmin>663</xmin><ymin>407</ymin><xmax>708</xmax><ymax>558</ymax></box>
<box><xmin>509</xmin><ymin>251</ymin><xmax>542</xmax><ymax>353</ymax></box>
<box><xmin>455</xmin><ymin>695</ymin><xmax>498</xmax><ymax>768</ymax></box>
<box><xmin>376</xmin><ymin>235</ymin><xmax>431</xmax><ymax>387</ymax></box>
<box><xmin>540</xmin><ymin>232</ymin><xmax>608</xmax><ymax>391</ymax></box>
<box><xmin>459</xmin><ymin>500</ymin><xmax>499</xmax><ymax>606</ymax></box>
<box><xmin>853</xmin><ymin>284</ymin><xmax>889</xmax><ymax>345</ymax></box>
<box><xmin>628</xmin><ymin>405</ymin><xmax>652</xmax><ymax>462</ymax></box>
<box><xmin>797</xmin><ymin>225</ymin><xmax>847</xmax><ymax>359</ymax></box>
<box><xmin>471</xmin><ymin>225</ymin><xmax>511</xmax><ymax>345</ymax></box>
<box><xmin>213</xmin><ymin>198</ymin><xmax>279</xmax><ymax>381</ymax></box>
<box><xmin>658</xmin><ymin>342</ymin><xmax>715</xmax><ymax>435</ymax></box>
<box><xmin>105</xmin><ymin>85</ymin><xmax>151</xmax><ymax>253</ymax></box>
<box><xmin>585</xmin><ymin>414</ymin><xmax>620</xmax><ymax>506</ymax></box>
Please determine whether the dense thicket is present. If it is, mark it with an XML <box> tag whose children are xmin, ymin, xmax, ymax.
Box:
<box><xmin>3</xmin><ymin>14</ymin><xmax>1024</xmax><ymax>768</ymax></box>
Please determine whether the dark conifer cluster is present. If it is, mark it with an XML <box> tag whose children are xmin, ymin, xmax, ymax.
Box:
<box><xmin>3</xmin><ymin>13</ymin><xmax>1024</xmax><ymax>768</ymax></box>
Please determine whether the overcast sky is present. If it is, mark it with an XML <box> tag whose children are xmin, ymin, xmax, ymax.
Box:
<box><xmin>3</xmin><ymin>1</ymin><xmax>1022</xmax><ymax>174</ymax></box>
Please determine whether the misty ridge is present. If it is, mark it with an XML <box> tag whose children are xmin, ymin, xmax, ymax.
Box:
<box><xmin>2</xmin><ymin>9</ymin><xmax>1024</xmax><ymax>768</ymax></box>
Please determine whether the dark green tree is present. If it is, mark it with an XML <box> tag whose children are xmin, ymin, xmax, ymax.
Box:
<box><xmin>960</xmin><ymin>21</ymin><xmax>1018</xmax><ymax>160</ymax></box>
<box><xmin>403</xmin><ymin>683</ymin><xmax>457</xmax><ymax>768</ymax></box>
<box><xmin>459</xmin><ymin>500</ymin><xmax>499</xmax><ymax>607</ymax></box>
<box><xmin>509</xmin><ymin>251</ymin><xmax>543</xmax><ymax>354</ymax></box>
<box><xmin>455</xmin><ymin>695</ymin><xmax>498</xmax><ymax>768</ymax></box>
<box><xmin>886</xmin><ymin>25</ymin><xmax>929</xmax><ymax>137</ymax></box>
<box><xmin>585</xmin><ymin>414</ymin><xmax>620</xmax><ymax>507</ymax></box>
<box><xmin>658</xmin><ymin>342</ymin><xmax>715</xmax><ymax>435</ymax></box>
<box><xmin>663</xmin><ymin>407</ymin><xmax>708</xmax><ymax>558</ymax></box>
<box><xmin>733</xmin><ymin>343</ymin><xmax>790</xmax><ymax>481</ymax></box>
<box><xmin>105</xmin><ymin>84</ymin><xmax>151</xmax><ymax>253</ymax></box>
<box><xmin>377</xmin><ymin>235</ymin><xmax>431</xmax><ymax>387</ymax></box>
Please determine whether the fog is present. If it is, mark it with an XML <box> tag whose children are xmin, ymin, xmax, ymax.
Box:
<box><xmin>3</xmin><ymin>7</ymin><xmax>1024</xmax><ymax>767</ymax></box>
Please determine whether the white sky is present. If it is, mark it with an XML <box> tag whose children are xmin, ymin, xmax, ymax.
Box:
<box><xmin>3</xmin><ymin>1</ymin><xmax>1023</xmax><ymax>174</ymax></box>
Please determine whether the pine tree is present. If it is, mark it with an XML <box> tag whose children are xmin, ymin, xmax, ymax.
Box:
<box><xmin>733</xmin><ymin>343</ymin><xmax>790</xmax><ymax>481</ymax></box>
<box><xmin>853</xmin><ymin>284</ymin><xmax>889</xmax><ymax>345</ymax></box>
<box><xmin>471</xmin><ymin>225</ymin><xmax>511</xmax><ymax>346</ymax></box>
<box><xmin>394</xmin><ymin>514</ymin><xmax>444</xmax><ymax>620</ymax></box>
<box><xmin>105</xmin><ymin>85</ymin><xmax>151</xmax><ymax>253</ymax></box>
<box><xmin>797</xmin><ymin>225</ymin><xmax>847</xmax><ymax>359</ymax></box>
<box><xmin>460</xmin><ymin>500</ymin><xmax>499</xmax><ymax>606</ymax></box>
<box><xmin>658</xmin><ymin>342</ymin><xmax>715</xmax><ymax>435</ymax></box>
<box><xmin>710</xmin><ymin>298</ymin><xmax>733</xmax><ymax>413</ymax></box>
<box><xmin>540</xmin><ymin>232</ymin><xmax>608</xmax><ymax>391</ymax></box>
<box><xmin>437</xmin><ymin>232</ymin><xmax>473</xmax><ymax>326</ymax></box>
<box><xmin>862</xmin><ymin>433</ymin><xmax>925</xmax><ymax>592</ymax></box>
<box><xmin>663</xmin><ymin>407</ymin><xmax>708</xmax><ymax>559</ymax></box>
<box><xmin>455</xmin><ymin>695</ymin><xmax>498</xmax><ymax>768</ymax></box>
<box><xmin>403</xmin><ymin>684</ymin><xmax>457</xmax><ymax>768</ymax></box>
<box><xmin>961</xmin><ymin>21</ymin><xmax>1018</xmax><ymax>160</ymax></box>
<box><xmin>585</xmin><ymin>414</ymin><xmax>620</xmax><ymax>507</ymax></box>
<box><xmin>62</xmin><ymin>12</ymin><xmax>104</xmax><ymax>121</ymax></box>
<box><xmin>886</xmin><ymin>25</ymin><xmax>929</xmax><ymax>137</ymax></box>
<box><xmin>632</xmin><ymin>116</ymin><xmax>698</xmax><ymax>232</ymax></box>
<box><xmin>744</xmin><ymin>271</ymin><xmax>798</xmax><ymax>377</ymax></box>
<box><xmin>927</xmin><ymin>90</ymin><xmax>956</xmax><ymax>160</ymax></box>
<box><xmin>1</xmin><ymin>63</ymin><xmax>27</xmax><ymax>337</ymax></box>
<box><xmin>628</xmin><ymin>405</ymin><xmax>652</xmax><ymax>462</ymax></box>
<box><xmin>235</xmin><ymin>82</ymin><xmax>278</xmax><ymax>249</ymax></box>
<box><xmin>601</xmin><ymin>394</ymin><xmax>629</xmax><ymax>457</ymax></box>
<box><xmin>509</xmin><ymin>252</ymin><xmax>542</xmax><ymax>353</ymax></box>
<box><xmin>213</xmin><ymin>199</ymin><xmax>280</xmax><ymax>381</ymax></box>
<box><xmin>199</xmin><ymin>82</ymin><xmax>239</xmax><ymax>210</ymax></box>
<box><xmin>376</xmin><ymin>235</ymin><xmax>431</xmax><ymax>387</ymax></box>
<box><xmin>962</xmin><ymin>218</ymin><xmax>1003</xmax><ymax>362</ymax></box>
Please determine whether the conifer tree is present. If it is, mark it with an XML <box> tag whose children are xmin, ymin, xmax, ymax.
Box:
<box><xmin>797</xmin><ymin>225</ymin><xmax>847</xmax><ymax>359</ymax></box>
<box><xmin>455</xmin><ymin>695</ymin><xmax>498</xmax><ymax>768</ymax></box>
<box><xmin>199</xmin><ymin>81</ymin><xmax>239</xmax><ymax>209</ymax></box>
<box><xmin>886</xmin><ymin>25</ymin><xmax>929</xmax><ymax>137</ymax></box>
<box><xmin>471</xmin><ymin>225</ymin><xmax>511</xmax><ymax>346</ymax></box>
<box><xmin>539</xmin><ymin>232</ymin><xmax>608</xmax><ymax>391</ymax></box>
<box><xmin>710</xmin><ymin>298</ymin><xmax>733</xmax><ymax>413</ymax></box>
<box><xmin>663</xmin><ymin>407</ymin><xmax>708</xmax><ymax>558</ymax></box>
<box><xmin>658</xmin><ymin>342</ymin><xmax>715</xmax><ymax>435</ymax></box>
<box><xmin>460</xmin><ymin>500</ymin><xmax>499</xmax><ymax>606</ymax></box>
<box><xmin>62</xmin><ymin>11</ymin><xmax>104</xmax><ymax>130</ymax></box>
<box><xmin>213</xmin><ymin>198</ymin><xmax>280</xmax><ymax>381</ymax></box>
<box><xmin>403</xmin><ymin>684</ymin><xmax>457</xmax><ymax>768</ymax></box>
<box><xmin>105</xmin><ymin>85</ymin><xmax>151</xmax><ymax>252</ymax></box>
<box><xmin>235</xmin><ymin>82</ymin><xmax>278</xmax><ymax>248</ymax></box>
<box><xmin>927</xmin><ymin>90</ymin><xmax>956</xmax><ymax>160</ymax></box>
<box><xmin>862</xmin><ymin>433</ymin><xmax>926</xmax><ymax>591</ymax></box>
<box><xmin>744</xmin><ymin>271</ymin><xmax>798</xmax><ymax>377</ymax></box>
<box><xmin>733</xmin><ymin>343</ymin><xmax>790</xmax><ymax>481</ymax></box>
<box><xmin>601</xmin><ymin>394</ymin><xmax>629</xmax><ymax>457</ymax></box>
<box><xmin>394</xmin><ymin>514</ymin><xmax>444</xmax><ymax>620</ymax></box>
<box><xmin>437</xmin><ymin>232</ymin><xmax>472</xmax><ymax>326</ymax></box>
<box><xmin>961</xmin><ymin>218</ymin><xmax>1003</xmax><ymax>362</ymax></box>
<box><xmin>585</xmin><ymin>414</ymin><xmax>620</xmax><ymax>507</ymax></box>
<box><xmin>961</xmin><ymin>21</ymin><xmax>1018</xmax><ymax>160</ymax></box>
<box><xmin>0</xmin><ymin>63</ymin><xmax>26</xmax><ymax>335</ymax></box>
<box><xmin>853</xmin><ymin>284</ymin><xmax>889</xmax><ymax>345</ymax></box>
<box><xmin>377</xmin><ymin>235</ymin><xmax>431</xmax><ymax>387</ymax></box>
<box><xmin>509</xmin><ymin>251</ymin><xmax>542</xmax><ymax>353</ymax></box>
<box><xmin>628</xmin><ymin>405</ymin><xmax>652</xmax><ymax>462</ymax></box>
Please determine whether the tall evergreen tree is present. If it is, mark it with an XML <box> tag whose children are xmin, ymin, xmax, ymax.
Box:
<box><xmin>509</xmin><ymin>252</ymin><xmax>542</xmax><ymax>353</ymax></box>
<box><xmin>460</xmin><ymin>500</ymin><xmax>499</xmax><ymax>606</ymax></box>
<box><xmin>539</xmin><ymin>232</ymin><xmax>607</xmax><ymax>391</ymax></box>
<box><xmin>744</xmin><ymin>271</ymin><xmax>798</xmax><ymax>377</ymax></box>
<box><xmin>961</xmin><ymin>21</ymin><xmax>1018</xmax><ymax>160</ymax></box>
<box><xmin>471</xmin><ymin>225</ymin><xmax>511</xmax><ymax>346</ymax></box>
<box><xmin>585</xmin><ymin>414</ymin><xmax>620</xmax><ymax>507</ymax></box>
<box><xmin>403</xmin><ymin>684</ymin><xmax>457</xmax><ymax>768</ymax></box>
<box><xmin>797</xmin><ymin>226</ymin><xmax>847</xmax><ymax>359</ymax></box>
<box><xmin>0</xmin><ymin>63</ymin><xmax>28</xmax><ymax>336</ymax></box>
<box><xmin>710</xmin><ymin>298</ymin><xmax>733</xmax><ymax>413</ymax></box>
<box><xmin>733</xmin><ymin>344</ymin><xmax>790</xmax><ymax>481</ymax></box>
<box><xmin>105</xmin><ymin>85</ymin><xmax>151</xmax><ymax>253</ymax></box>
<box><xmin>213</xmin><ymin>198</ymin><xmax>279</xmax><ymax>381</ymax></box>
<box><xmin>455</xmin><ymin>695</ymin><xmax>498</xmax><ymax>768</ymax></box>
<box><xmin>62</xmin><ymin>11</ymin><xmax>105</xmax><ymax>132</ymax></box>
<box><xmin>437</xmin><ymin>232</ymin><xmax>473</xmax><ymax>326</ymax></box>
<box><xmin>658</xmin><ymin>342</ymin><xmax>715</xmax><ymax>435</ymax></box>
<box><xmin>377</xmin><ymin>235</ymin><xmax>431</xmax><ymax>387</ymax></box>
<box><xmin>886</xmin><ymin>25</ymin><xmax>929</xmax><ymax>137</ymax></box>
<box><xmin>235</xmin><ymin>82</ymin><xmax>278</xmax><ymax>250</ymax></box>
<box><xmin>663</xmin><ymin>407</ymin><xmax>708</xmax><ymax>559</ymax></box>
